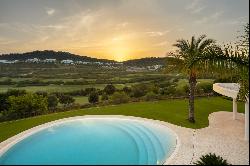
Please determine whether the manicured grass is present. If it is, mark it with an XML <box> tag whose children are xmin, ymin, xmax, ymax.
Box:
<box><xmin>74</xmin><ymin>96</ymin><xmax>89</xmax><ymax>105</ymax></box>
<box><xmin>0</xmin><ymin>97</ymin><xmax>244</xmax><ymax>142</ymax></box>
<box><xmin>176</xmin><ymin>79</ymin><xmax>214</xmax><ymax>91</ymax></box>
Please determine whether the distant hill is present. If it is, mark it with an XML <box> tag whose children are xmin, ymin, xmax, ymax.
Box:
<box><xmin>123</xmin><ymin>57</ymin><xmax>167</xmax><ymax>66</ymax></box>
<box><xmin>0</xmin><ymin>50</ymin><xmax>169</xmax><ymax>66</ymax></box>
<box><xmin>0</xmin><ymin>50</ymin><xmax>116</xmax><ymax>63</ymax></box>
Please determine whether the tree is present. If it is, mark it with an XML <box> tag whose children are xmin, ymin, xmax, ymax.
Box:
<box><xmin>131</xmin><ymin>84</ymin><xmax>148</xmax><ymax>98</ymax></box>
<box><xmin>207</xmin><ymin>23</ymin><xmax>249</xmax><ymax>101</ymax></box>
<box><xmin>0</xmin><ymin>93</ymin><xmax>8</xmax><ymax>112</ymax></box>
<box><xmin>101</xmin><ymin>93</ymin><xmax>109</xmax><ymax>101</ymax></box>
<box><xmin>7</xmin><ymin>93</ymin><xmax>48</xmax><ymax>119</ymax></box>
<box><xmin>88</xmin><ymin>91</ymin><xmax>99</xmax><ymax>104</ymax></box>
<box><xmin>47</xmin><ymin>95</ymin><xmax>59</xmax><ymax>109</ymax></box>
<box><xmin>144</xmin><ymin>92</ymin><xmax>158</xmax><ymax>101</ymax></box>
<box><xmin>111</xmin><ymin>92</ymin><xmax>129</xmax><ymax>104</ymax></box>
<box><xmin>168</xmin><ymin>35</ymin><xmax>221</xmax><ymax>123</ymax></box>
<box><xmin>123</xmin><ymin>86</ymin><xmax>132</xmax><ymax>95</ymax></box>
<box><xmin>1</xmin><ymin>90</ymin><xmax>27</xmax><ymax>113</ymax></box>
<box><xmin>103</xmin><ymin>84</ymin><xmax>116</xmax><ymax>95</ymax></box>
<box><xmin>235</xmin><ymin>23</ymin><xmax>249</xmax><ymax>101</ymax></box>
<box><xmin>59</xmin><ymin>95</ymin><xmax>75</xmax><ymax>106</ymax></box>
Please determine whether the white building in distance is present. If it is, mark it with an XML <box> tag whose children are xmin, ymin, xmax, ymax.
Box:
<box><xmin>61</xmin><ymin>59</ymin><xmax>74</xmax><ymax>64</ymax></box>
<box><xmin>43</xmin><ymin>59</ymin><xmax>57</xmax><ymax>63</ymax></box>
<box><xmin>25</xmin><ymin>58</ymin><xmax>40</xmax><ymax>63</ymax></box>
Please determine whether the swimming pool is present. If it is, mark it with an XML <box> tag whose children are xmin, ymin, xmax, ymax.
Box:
<box><xmin>0</xmin><ymin>117</ymin><xmax>177</xmax><ymax>165</ymax></box>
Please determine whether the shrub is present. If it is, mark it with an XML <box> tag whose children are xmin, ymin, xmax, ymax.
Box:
<box><xmin>172</xmin><ymin>78</ymin><xmax>179</xmax><ymax>83</ymax></box>
<box><xmin>131</xmin><ymin>84</ymin><xmax>148</xmax><ymax>98</ymax></box>
<box><xmin>36</xmin><ymin>91</ymin><xmax>48</xmax><ymax>97</ymax></box>
<box><xmin>6</xmin><ymin>93</ymin><xmax>48</xmax><ymax>119</ymax></box>
<box><xmin>148</xmin><ymin>84</ymin><xmax>160</xmax><ymax>94</ymax></box>
<box><xmin>144</xmin><ymin>92</ymin><xmax>158</xmax><ymax>101</ymax></box>
<box><xmin>111</xmin><ymin>92</ymin><xmax>129</xmax><ymax>104</ymax></box>
<box><xmin>6</xmin><ymin>89</ymin><xmax>26</xmax><ymax>97</ymax></box>
<box><xmin>58</xmin><ymin>95</ymin><xmax>75</xmax><ymax>106</ymax></box>
<box><xmin>160</xmin><ymin>85</ymin><xmax>176</xmax><ymax>96</ymax></box>
<box><xmin>197</xmin><ymin>82</ymin><xmax>213</xmax><ymax>93</ymax></box>
<box><xmin>85</xmin><ymin>88</ymin><xmax>97</xmax><ymax>95</ymax></box>
<box><xmin>123</xmin><ymin>86</ymin><xmax>132</xmax><ymax>95</ymax></box>
<box><xmin>194</xmin><ymin>153</ymin><xmax>231</xmax><ymax>165</ymax></box>
<box><xmin>103</xmin><ymin>84</ymin><xmax>116</xmax><ymax>95</ymax></box>
<box><xmin>101</xmin><ymin>93</ymin><xmax>109</xmax><ymax>101</ymax></box>
<box><xmin>0</xmin><ymin>93</ymin><xmax>9</xmax><ymax>112</ymax></box>
<box><xmin>88</xmin><ymin>91</ymin><xmax>99</xmax><ymax>104</ymax></box>
<box><xmin>47</xmin><ymin>95</ymin><xmax>59</xmax><ymax>109</ymax></box>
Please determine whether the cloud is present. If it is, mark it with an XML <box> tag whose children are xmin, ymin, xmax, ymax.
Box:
<box><xmin>153</xmin><ymin>41</ymin><xmax>169</xmax><ymax>47</ymax></box>
<box><xmin>195</xmin><ymin>11</ymin><xmax>223</xmax><ymax>24</ymax></box>
<box><xmin>191</xmin><ymin>6</ymin><xmax>205</xmax><ymax>14</ymax></box>
<box><xmin>146</xmin><ymin>30</ymin><xmax>170</xmax><ymax>37</ymax></box>
<box><xmin>114</xmin><ymin>22</ymin><xmax>129</xmax><ymax>30</ymax></box>
<box><xmin>46</xmin><ymin>8</ymin><xmax>55</xmax><ymax>16</ymax></box>
<box><xmin>186</xmin><ymin>0</ymin><xmax>205</xmax><ymax>14</ymax></box>
<box><xmin>0</xmin><ymin>37</ymin><xmax>18</xmax><ymax>45</ymax></box>
<box><xmin>38</xmin><ymin>25</ymin><xmax>66</xmax><ymax>30</ymax></box>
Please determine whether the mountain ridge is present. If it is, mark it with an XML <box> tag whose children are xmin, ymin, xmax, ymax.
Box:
<box><xmin>0</xmin><ymin>50</ymin><xmax>167</xmax><ymax>66</ymax></box>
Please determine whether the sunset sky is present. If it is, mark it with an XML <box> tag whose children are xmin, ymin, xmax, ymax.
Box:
<box><xmin>0</xmin><ymin>0</ymin><xmax>249</xmax><ymax>61</ymax></box>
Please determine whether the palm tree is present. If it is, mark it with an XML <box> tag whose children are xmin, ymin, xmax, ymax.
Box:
<box><xmin>168</xmin><ymin>35</ymin><xmax>221</xmax><ymax>123</ymax></box>
<box><xmin>206</xmin><ymin>23</ymin><xmax>249</xmax><ymax>101</ymax></box>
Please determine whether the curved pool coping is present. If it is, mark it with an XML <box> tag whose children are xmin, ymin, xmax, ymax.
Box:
<box><xmin>0</xmin><ymin>115</ymin><xmax>180</xmax><ymax>165</ymax></box>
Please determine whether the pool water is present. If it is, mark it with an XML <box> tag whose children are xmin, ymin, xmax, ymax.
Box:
<box><xmin>0</xmin><ymin>118</ymin><xmax>177</xmax><ymax>165</ymax></box>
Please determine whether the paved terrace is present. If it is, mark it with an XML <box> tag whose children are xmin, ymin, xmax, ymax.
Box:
<box><xmin>167</xmin><ymin>111</ymin><xmax>249</xmax><ymax>165</ymax></box>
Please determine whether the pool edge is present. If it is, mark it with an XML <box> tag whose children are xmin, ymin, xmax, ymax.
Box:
<box><xmin>0</xmin><ymin>115</ymin><xmax>181</xmax><ymax>165</ymax></box>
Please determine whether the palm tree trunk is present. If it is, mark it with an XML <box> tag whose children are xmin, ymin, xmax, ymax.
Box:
<box><xmin>188</xmin><ymin>72</ymin><xmax>197</xmax><ymax>123</ymax></box>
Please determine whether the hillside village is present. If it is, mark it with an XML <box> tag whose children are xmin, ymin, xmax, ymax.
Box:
<box><xmin>0</xmin><ymin>57</ymin><xmax>163</xmax><ymax>72</ymax></box>
<box><xmin>0</xmin><ymin>50</ymin><xmax>164</xmax><ymax>72</ymax></box>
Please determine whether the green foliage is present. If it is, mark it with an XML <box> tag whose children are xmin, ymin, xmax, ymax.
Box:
<box><xmin>197</xmin><ymin>82</ymin><xmax>213</xmax><ymax>93</ymax></box>
<box><xmin>214</xmin><ymin>76</ymin><xmax>238</xmax><ymax>83</ymax></box>
<box><xmin>6</xmin><ymin>93</ymin><xmax>48</xmax><ymax>120</ymax></box>
<box><xmin>85</xmin><ymin>88</ymin><xmax>97</xmax><ymax>95</ymax></box>
<box><xmin>183</xmin><ymin>84</ymin><xmax>189</xmax><ymax>94</ymax></box>
<box><xmin>144</xmin><ymin>92</ymin><xmax>158</xmax><ymax>101</ymax></box>
<box><xmin>6</xmin><ymin>89</ymin><xmax>26</xmax><ymax>97</ymax></box>
<box><xmin>111</xmin><ymin>92</ymin><xmax>129</xmax><ymax>104</ymax></box>
<box><xmin>122</xmin><ymin>86</ymin><xmax>132</xmax><ymax>95</ymax></box>
<box><xmin>103</xmin><ymin>84</ymin><xmax>116</xmax><ymax>95</ymax></box>
<box><xmin>167</xmin><ymin>34</ymin><xmax>221</xmax><ymax>76</ymax></box>
<box><xmin>47</xmin><ymin>95</ymin><xmax>59</xmax><ymax>109</ymax></box>
<box><xmin>167</xmin><ymin>85</ymin><xmax>177</xmax><ymax>95</ymax></box>
<box><xmin>88</xmin><ymin>91</ymin><xmax>99</xmax><ymax>104</ymax></box>
<box><xmin>131</xmin><ymin>84</ymin><xmax>148</xmax><ymax>98</ymax></box>
<box><xmin>101</xmin><ymin>93</ymin><xmax>109</xmax><ymax>101</ymax></box>
<box><xmin>36</xmin><ymin>91</ymin><xmax>48</xmax><ymax>97</ymax></box>
<box><xmin>194</xmin><ymin>153</ymin><xmax>231</xmax><ymax>165</ymax></box>
<box><xmin>0</xmin><ymin>93</ymin><xmax>9</xmax><ymax>112</ymax></box>
<box><xmin>58</xmin><ymin>95</ymin><xmax>75</xmax><ymax>105</ymax></box>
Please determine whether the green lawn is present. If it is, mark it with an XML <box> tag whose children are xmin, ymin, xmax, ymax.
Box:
<box><xmin>176</xmin><ymin>79</ymin><xmax>214</xmax><ymax>91</ymax></box>
<box><xmin>74</xmin><ymin>96</ymin><xmax>89</xmax><ymax>105</ymax></box>
<box><xmin>0</xmin><ymin>97</ymin><xmax>244</xmax><ymax>143</ymax></box>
